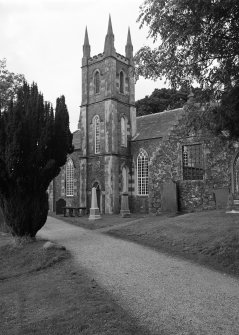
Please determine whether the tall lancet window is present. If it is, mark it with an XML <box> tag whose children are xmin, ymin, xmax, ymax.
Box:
<box><xmin>137</xmin><ymin>150</ymin><xmax>149</xmax><ymax>195</ymax></box>
<box><xmin>94</xmin><ymin>115</ymin><xmax>100</xmax><ymax>154</ymax></box>
<box><xmin>94</xmin><ymin>70</ymin><xmax>100</xmax><ymax>94</ymax></box>
<box><xmin>121</xmin><ymin>117</ymin><xmax>127</xmax><ymax>147</ymax></box>
<box><xmin>66</xmin><ymin>159</ymin><xmax>74</xmax><ymax>197</ymax></box>
<box><xmin>119</xmin><ymin>71</ymin><xmax>124</xmax><ymax>93</ymax></box>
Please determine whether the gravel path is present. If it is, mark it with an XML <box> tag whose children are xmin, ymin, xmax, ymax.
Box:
<box><xmin>38</xmin><ymin>216</ymin><xmax>239</xmax><ymax>335</ymax></box>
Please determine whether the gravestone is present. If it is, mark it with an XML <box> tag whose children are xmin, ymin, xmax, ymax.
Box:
<box><xmin>214</xmin><ymin>188</ymin><xmax>229</xmax><ymax>209</ymax></box>
<box><xmin>56</xmin><ymin>198</ymin><xmax>66</xmax><ymax>215</ymax></box>
<box><xmin>161</xmin><ymin>180</ymin><xmax>178</xmax><ymax>213</ymax></box>
<box><xmin>120</xmin><ymin>193</ymin><xmax>131</xmax><ymax>217</ymax></box>
<box><xmin>89</xmin><ymin>187</ymin><xmax>101</xmax><ymax>220</ymax></box>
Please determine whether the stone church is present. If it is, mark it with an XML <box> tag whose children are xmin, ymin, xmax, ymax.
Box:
<box><xmin>50</xmin><ymin>17</ymin><xmax>239</xmax><ymax>215</ymax></box>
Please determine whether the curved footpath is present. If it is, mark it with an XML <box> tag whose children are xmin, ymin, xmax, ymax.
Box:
<box><xmin>38</xmin><ymin>216</ymin><xmax>239</xmax><ymax>335</ymax></box>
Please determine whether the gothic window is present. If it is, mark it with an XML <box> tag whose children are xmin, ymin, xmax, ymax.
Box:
<box><xmin>121</xmin><ymin>117</ymin><xmax>127</xmax><ymax>147</ymax></box>
<box><xmin>94</xmin><ymin>115</ymin><xmax>100</xmax><ymax>153</ymax></box>
<box><xmin>137</xmin><ymin>150</ymin><xmax>149</xmax><ymax>195</ymax></box>
<box><xmin>66</xmin><ymin>159</ymin><xmax>74</xmax><ymax>196</ymax></box>
<box><xmin>119</xmin><ymin>71</ymin><xmax>124</xmax><ymax>93</ymax></box>
<box><xmin>94</xmin><ymin>70</ymin><xmax>100</xmax><ymax>94</ymax></box>
<box><xmin>182</xmin><ymin>144</ymin><xmax>204</xmax><ymax>180</ymax></box>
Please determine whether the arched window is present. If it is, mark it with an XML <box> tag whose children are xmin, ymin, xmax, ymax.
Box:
<box><xmin>66</xmin><ymin>159</ymin><xmax>74</xmax><ymax>196</ymax></box>
<box><xmin>121</xmin><ymin>117</ymin><xmax>127</xmax><ymax>147</ymax></box>
<box><xmin>94</xmin><ymin>70</ymin><xmax>100</xmax><ymax>94</ymax></box>
<box><xmin>119</xmin><ymin>71</ymin><xmax>124</xmax><ymax>93</ymax></box>
<box><xmin>137</xmin><ymin>150</ymin><xmax>149</xmax><ymax>195</ymax></box>
<box><xmin>94</xmin><ymin>115</ymin><xmax>100</xmax><ymax>153</ymax></box>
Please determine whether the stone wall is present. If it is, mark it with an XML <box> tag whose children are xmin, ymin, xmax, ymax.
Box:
<box><xmin>130</xmin><ymin>138</ymin><xmax>162</xmax><ymax>213</ymax></box>
<box><xmin>147</xmin><ymin>108</ymin><xmax>236</xmax><ymax>213</ymax></box>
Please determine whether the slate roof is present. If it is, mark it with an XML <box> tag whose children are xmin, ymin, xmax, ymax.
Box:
<box><xmin>132</xmin><ymin>108</ymin><xmax>184</xmax><ymax>141</ymax></box>
<box><xmin>72</xmin><ymin>129</ymin><xmax>81</xmax><ymax>150</ymax></box>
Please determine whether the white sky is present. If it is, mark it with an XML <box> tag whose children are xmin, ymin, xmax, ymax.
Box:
<box><xmin>0</xmin><ymin>0</ymin><xmax>164</xmax><ymax>131</ymax></box>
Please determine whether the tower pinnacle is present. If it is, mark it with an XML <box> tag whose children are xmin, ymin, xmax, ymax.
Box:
<box><xmin>83</xmin><ymin>26</ymin><xmax>91</xmax><ymax>59</ymax></box>
<box><xmin>104</xmin><ymin>15</ymin><xmax>115</xmax><ymax>56</ymax></box>
<box><xmin>125</xmin><ymin>27</ymin><xmax>133</xmax><ymax>61</ymax></box>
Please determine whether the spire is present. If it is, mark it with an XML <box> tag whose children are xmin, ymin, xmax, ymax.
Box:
<box><xmin>126</xmin><ymin>27</ymin><xmax>132</xmax><ymax>46</ymax></box>
<box><xmin>104</xmin><ymin>15</ymin><xmax>115</xmax><ymax>56</ymax></box>
<box><xmin>83</xmin><ymin>26</ymin><xmax>91</xmax><ymax>59</ymax></box>
<box><xmin>125</xmin><ymin>27</ymin><xmax>133</xmax><ymax>61</ymax></box>
<box><xmin>107</xmin><ymin>14</ymin><xmax>113</xmax><ymax>36</ymax></box>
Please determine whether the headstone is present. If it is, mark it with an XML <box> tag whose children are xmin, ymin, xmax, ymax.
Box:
<box><xmin>161</xmin><ymin>180</ymin><xmax>178</xmax><ymax>213</ymax></box>
<box><xmin>89</xmin><ymin>187</ymin><xmax>102</xmax><ymax>220</ymax></box>
<box><xmin>120</xmin><ymin>193</ymin><xmax>131</xmax><ymax>217</ymax></box>
<box><xmin>214</xmin><ymin>188</ymin><xmax>229</xmax><ymax>209</ymax></box>
<box><xmin>56</xmin><ymin>198</ymin><xmax>66</xmax><ymax>215</ymax></box>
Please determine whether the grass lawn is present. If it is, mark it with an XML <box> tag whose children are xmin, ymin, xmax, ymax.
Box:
<box><xmin>105</xmin><ymin>210</ymin><xmax>239</xmax><ymax>278</ymax></box>
<box><xmin>49</xmin><ymin>211</ymin><xmax>145</xmax><ymax>230</ymax></box>
<box><xmin>0</xmin><ymin>234</ymin><xmax>149</xmax><ymax>335</ymax></box>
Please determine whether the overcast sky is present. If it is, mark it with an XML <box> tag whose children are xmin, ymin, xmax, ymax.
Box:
<box><xmin>1</xmin><ymin>0</ymin><xmax>164</xmax><ymax>131</ymax></box>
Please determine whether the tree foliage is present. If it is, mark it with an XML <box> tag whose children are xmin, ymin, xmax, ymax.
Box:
<box><xmin>0</xmin><ymin>82</ymin><xmax>73</xmax><ymax>237</ymax></box>
<box><xmin>136</xmin><ymin>88</ymin><xmax>187</xmax><ymax>116</ymax></box>
<box><xmin>211</xmin><ymin>86</ymin><xmax>239</xmax><ymax>140</ymax></box>
<box><xmin>135</xmin><ymin>87</ymin><xmax>212</xmax><ymax>116</ymax></box>
<box><xmin>0</xmin><ymin>59</ymin><xmax>24</xmax><ymax>111</ymax></box>
<box><xmin>135</xmin><ymin>0</ymin><xmax>239</xmax><ymax>92</ymax></box>
<box><xmin>135</xmin><ymin>0</ymin><xmax>239</xmax><ymax>139</ymax></box>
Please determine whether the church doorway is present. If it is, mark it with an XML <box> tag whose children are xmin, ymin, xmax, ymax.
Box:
<box><xmin>93</xmin><ymin>182</ymin><xmax>101</xmax><ymax>210</ymax></box>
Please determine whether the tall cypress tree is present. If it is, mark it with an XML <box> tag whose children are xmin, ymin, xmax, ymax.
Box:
<box><xmin>0</xmin><ymin>82</ymin><xmax>73</xmax><ymax>238</ymax></box>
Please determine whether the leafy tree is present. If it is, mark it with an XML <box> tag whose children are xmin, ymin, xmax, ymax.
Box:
<box><xmin>135</xmin><ymin>87</ymin><xmax>212</xmax><ymax>116</ymax></box>
<box><xmin>210</xmin><ymin>86</ymin><xmax>239</xmax><ymax>139</ymax></box>
<box><xmin>0</xmin><ymin>82</ymin><xmax>73</xmax><ymax>238</ymax></box>
<box><xmin>135</xmin><ymin>0</ymin><xmax>239</xmax><ymax>92</ymax></box>
<box><xmin>0</xmin><ymin>59</ymin><xmax>24</xmax><ymax>111</ymax></box>
<box><xmin>136</xmin><ymin>88</ymin><xmax>187</xmax><ymax>116</ymax></box>
<box><xmin>135</xmin><ymin>0</ymin><xmax>239</xmax><ymax>139</ymax></box>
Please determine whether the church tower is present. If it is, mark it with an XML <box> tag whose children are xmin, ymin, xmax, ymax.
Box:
<box><xmin>78</xmin><ymin>16</ymin><xmax>136</xmax><ymax>214</ymax></box>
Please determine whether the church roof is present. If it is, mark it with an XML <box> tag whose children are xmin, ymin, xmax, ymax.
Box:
<box><xmin>72</xmin><ymin>129</ymin><xmax>81</xmax><ymax>150</ymax></box>
<box><xmin>133</xmin><ymin>108</ymin><xmax>184</xmax><ymax>141</ymax></box>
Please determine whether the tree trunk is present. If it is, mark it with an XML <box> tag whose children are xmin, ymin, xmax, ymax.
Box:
<box><xmin>1</xmin><ymin>191</ymin><xmax>49</xmax><ymax>237</ymax></box>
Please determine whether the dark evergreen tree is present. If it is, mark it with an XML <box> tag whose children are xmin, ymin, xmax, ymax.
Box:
<box><xmin>0</xmin><ymin>82</ymin><xmax>73</xmax><ymax>238</ymax></box>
